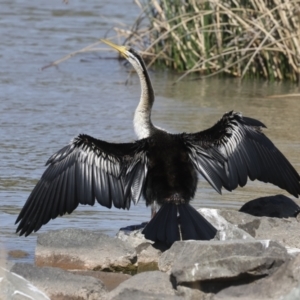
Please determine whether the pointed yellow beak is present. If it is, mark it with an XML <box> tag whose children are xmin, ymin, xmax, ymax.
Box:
<box><xmin>101</xmin><ymin>39</ymin><xmax>129</xmax><ymax>58</ymax></box>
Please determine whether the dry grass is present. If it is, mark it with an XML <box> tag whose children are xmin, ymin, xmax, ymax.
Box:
<box><xmin>113</xmin><ymin>0</ymin><xmax>300</xmax><ymax>81</ymax></box>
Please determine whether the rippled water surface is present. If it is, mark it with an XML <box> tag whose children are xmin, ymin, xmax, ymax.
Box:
<box><xmin>1</xmin><ymin>0</ymin><xmax>300</xmax><ymax>264</ymax></box>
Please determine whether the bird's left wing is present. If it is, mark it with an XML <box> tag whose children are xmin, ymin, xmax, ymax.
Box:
<box><xmin>183</xmin><ymin>111</ymin><xmax>300</xmax><ymax>197</ymax></box>
<box><xmin>15</xmin><ymin>134</ymin><xmax>148</xmax><ymax>236</ymax></box>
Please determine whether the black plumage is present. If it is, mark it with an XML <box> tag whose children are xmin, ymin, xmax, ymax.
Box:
<box><xmin>16</xmin><ymin>40</ymin><xmax>300</xmax><ymax>245</ymax></box>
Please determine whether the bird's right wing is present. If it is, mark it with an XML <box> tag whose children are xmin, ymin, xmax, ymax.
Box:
<box><xmin>15</xmin><ymin>134</ymin><xmax>148</xmax><ymax>236</ymax></box>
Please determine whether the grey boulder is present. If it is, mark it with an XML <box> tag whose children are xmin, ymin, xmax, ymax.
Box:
<box><xmin>35</xmin><ymin>228</ymin><xmax>137</xmax><ymax>272</ymax></box>
<box><xmin>106</xmin><ymin>270</ymin><xmax>182</xmax><ymax>300</ymax></box>
<box><xmin>159</xmin><ymin>239</ymin><xmax>289</xmax><ymax>283</ymax></box>
<box><xmin>0</xmin><ymin>266</ymin><xmax>50</xmax><ymax>300</ymax></box>
<box><xmin>11</xmin><ymin>263</ymin><xmax>107</xmax><ymax>300</ymax></box>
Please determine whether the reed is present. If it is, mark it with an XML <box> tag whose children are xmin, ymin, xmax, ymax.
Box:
<box><xmin>114</xmin><ymin>0</ymin><xmax>300</xmax><ymax>81</ymax></box>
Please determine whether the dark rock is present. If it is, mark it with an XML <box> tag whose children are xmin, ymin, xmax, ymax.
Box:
<box><xmin>11</xmin><ymin>263</ymin><xmax>107</xmax><ymax>300</ymax></box>
<box><xmin>106</xmin><ymin>270</ymin><xmax>182</xmax><ymax>300</ymax></box>
<box><xmin>219</xmin><ymin>209</ymin><xmax>300</xmax><ymax>251</ymax></box>
<box><xmin>35</xmin><ymin>228</ymin><xmax>137</xmax><ymax>272</ymax></box>
<box><xmin>215</xmin><ymin>252</ymin><xmax>300</xmax><ymax>299</ymax></box>
<box><xmin>239</xmin><ymin>194</ymin><xmax>300</xmax><ymax>218</ymax></box>
<box><xmin>158</xmin><ymin>240</ymin><xmax>289</xmax><ymax>285</ymax></box>
<box><xmin>0</xmin><ymin>266</ymin><xmax>50</xmax><ymax>300</ymax></box>
<box><xmin>119</xmin><ymin>222</ymin><xmax>148</xmax><ymax>232</ymax></box>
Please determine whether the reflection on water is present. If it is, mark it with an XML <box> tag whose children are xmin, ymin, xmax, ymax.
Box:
<box><xmin>1</xmin><ymin>0</ymin><xmax>300</xmax><ymax>264</ymax></box>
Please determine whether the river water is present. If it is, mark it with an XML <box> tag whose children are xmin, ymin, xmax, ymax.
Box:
<box><xmin>1</xmin><ymin>0</ymin><xmax>300</xmax><ymax>264</ymax></box>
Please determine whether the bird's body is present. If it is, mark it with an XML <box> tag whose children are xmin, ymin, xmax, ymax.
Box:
<box><xmin>144</xmin><ymin>130</ymin><xmax>198</xmax><ymax>206</ymax></box>
<box><xmin>16</xmin><ymin>40</ymin><xmax>300</xmax><ymax>245</ymax></box>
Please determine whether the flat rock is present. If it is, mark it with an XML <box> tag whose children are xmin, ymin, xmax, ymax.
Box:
<box><xmin>11</xmin><ymin>263</ymin><xmax>107</xmax><ymax>300</ymax></box>
<box><xmin>219</xmin><ymin>209</ymin><xmax>300</xmax><ymax>250</ymax></box>
<box><xmin>0</xmin><ymin>266</ymin><xmax>50</xmax><ymax>300</ymax></box>
<box><xmin>36</xmin><ymin>228</ymin><xmax>137</xmax><ymax>272</ymax></box>
<box><xmin>107</xmin><ymin>290</ymin><xmax>183</xmax><ymax>300</ymax></box>
<box><xmin>158</xmin><ymin>239</ymin><xmax>289</xmax><ymax>284</ymax></box>
<box><xmin>239</xmin><ymin>194</ymin><xmax>300</xmax><ymax>218</ymax></box>
<box><xmin>106</xmin><ymin>270</ymin><xmax>182</xmax><ymax>300</ymax></box>
<box><xmin>71</xmin><ymin>270</ymin><xmax>131</xmax><ymax>291</ymax></box>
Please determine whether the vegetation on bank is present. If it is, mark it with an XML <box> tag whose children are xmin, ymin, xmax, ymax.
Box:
<box><xmin>114</xmin><ymin>0</ymin><xmax>300</xmax><ymax>81</ymax></box>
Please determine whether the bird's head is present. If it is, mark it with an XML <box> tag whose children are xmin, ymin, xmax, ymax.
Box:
<box><xmin>101</xmin><ymin>39</ymin><xmax>144</xmax><ymax>73</ymax></box>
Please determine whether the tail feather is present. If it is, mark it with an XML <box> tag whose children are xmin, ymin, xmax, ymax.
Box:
<box><xmin>165</xmin><ymin>204</ymin><xmax>180</xmax><ymax>243</ymax></box>
<box><xmin>142</xmin><ymin>203</ymin><xmax>169</xmax><ymax>242</ymax></box>
<box><xmin>179</xmin><ymin>204</ymin><xmax>217</xmax><ymax>240</ymax></box>
<box><xmin>142</xmin><ymin>203</ymin><xmax>217</xmax><ymax>245</ymax></box>
<box><xmin>177</xmin><ymin>204</ymin><xmax>199</xmax><ymax>240</ymax></box>
<box><xmin>156</xmin><ymin>204</ymin><xmax>170</xmax><ymax>242</ymax></box>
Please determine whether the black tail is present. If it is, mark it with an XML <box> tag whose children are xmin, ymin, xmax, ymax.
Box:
<box><xmin>142</xmin><ymin>203</ymin><xmax>217</xmax><ymax>246</ymax></box>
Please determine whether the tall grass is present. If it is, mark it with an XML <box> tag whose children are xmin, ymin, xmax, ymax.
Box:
<box><xmin>114</xmin><ymin>0</ymin><xmax>300</xmax><ymax>81</ymax></box>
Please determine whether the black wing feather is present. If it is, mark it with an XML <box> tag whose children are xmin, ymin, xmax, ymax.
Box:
<box><xmin>16</xmin><ymin>134</ymin><xmax>148</xmax><ymax>236</ymax></box>
<box><xmin>184</xmin><ymin>111</ymin><xmax>300</xmax><ymax>197</ymax></box>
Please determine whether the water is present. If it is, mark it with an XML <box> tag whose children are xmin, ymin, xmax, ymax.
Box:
<box><xmin>1</xmin><ymin>0</ymin><xmax>300</xmax><ymax>264</ymax></box>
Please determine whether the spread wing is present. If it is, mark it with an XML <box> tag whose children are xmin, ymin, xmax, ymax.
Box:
<box><xmin>16</xmin><ymin>134</ymin><xmax>148</xmax><ymax>236</ymax></box>
<box><xmin>183</xmin><ymin>111</ymin><xmax>300</xmax><ymax>197</ymax></box>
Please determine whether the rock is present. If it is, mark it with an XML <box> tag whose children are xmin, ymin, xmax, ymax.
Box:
<box><xmin>71</xmin><ymin>270</ymin><xmax>131</xmax><ymax>291</ymax></box>
<box><xmin>198</xmin><ymin>208</ymin><xmax>254</xmax><ymax>241</ymax></box>
<box><xmin>158</xmin><ymin>239</ymin><xmax>289</xmax><ymax>284</ymax></box>
<box><xmin>19</xmin><ymin>208</ymin><xmax>299</xmax><ymax>300</ymax></box>
<box><xmin>177</xmin><ymin>285</ymin><xmax>214</xmax><ymax>300</ymax></box>
<box><xmin>239</xmin><ymin>194</ymin><xmax>300</xmax><ymax>218</ymax></box>
<box><xmin>11</xmin><ymin>263</ymin><xmax>107</xmax><ymax>300</ymax></box>
<box><xmin>282</xmin><ymin>284</ymin><xmax>300</xmax><ymax>300</ymax></box>
<box><xmin>215</xmin><ymin>252</ymin><xmax>300</xmax><ymax>299</ymax></box>
<box><xmin>106</xmin><ymin>270</ymin><xmax>182</xmax><ymax>300</ymax></box>
<box><xmin>108</xmin><ymin>290</ymin><xmax>182</xmax><ymax>300</ymax></box>
<box><xmin>0</xmin><ymin>266</ymin><xmax>50</xmax><ymax>300</ymax></box>
<box><xmin>36</xmin><ymin>228</ymin><xmax>137</xmax><ymax>272</ymax></box>
<box><xmin>219</xmin><ymin>209</ymin><xmax>300</xmax><ymax>249</ymax></box>
<box><xmin>117</xmin><ymin>223</ymin><xmax>150</xmax><ymax>248</ymax></box>
<box><xmin>135</xmin><ymin>242</ymin><xmax>165</xmax><ymax>272</ymax></box>
<box><xmin>117</xmin><ymin>224</ymin><xmax>166</xmax><ymax>272</ymax></box>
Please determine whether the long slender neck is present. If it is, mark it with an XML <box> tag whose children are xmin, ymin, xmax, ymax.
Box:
<box><xmin>132</xmin><ymin>57</ymin><xmax>156</xmax><ymax>139</ymax></box>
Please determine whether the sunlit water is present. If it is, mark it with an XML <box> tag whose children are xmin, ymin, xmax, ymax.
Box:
<box><xmin>1</xmin><ymin>0</ymin><xmax>300</xmax><ymax>264</ymax></box>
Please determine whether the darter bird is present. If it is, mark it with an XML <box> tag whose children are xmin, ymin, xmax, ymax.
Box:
<box><xmin>16</xmin><ymin>39</ymin><xmax>300</xmax><ymax>245</ymax></box>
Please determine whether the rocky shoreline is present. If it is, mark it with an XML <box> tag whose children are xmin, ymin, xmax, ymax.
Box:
<box><xmin>1</xmin><ymin>195</ymin><xmax>300</xmax><ymax>300</ymax></box>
